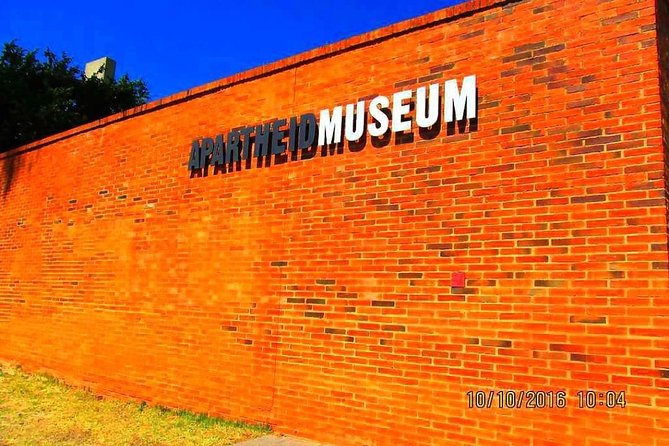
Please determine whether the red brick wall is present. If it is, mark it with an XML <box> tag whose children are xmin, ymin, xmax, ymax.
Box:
<box><xmin>658</xmin><ymin>0</ymin><xmax>669</xmax><ymax>235</ymax></box>
<box><xmin>1</xmin><ymin>0</ymin><xmax>668</xmax><ymax>445</ymax></box>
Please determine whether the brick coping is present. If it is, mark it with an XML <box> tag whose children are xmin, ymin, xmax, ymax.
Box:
<box><xmin>1</xmin><ymin>0</ymin><xmax>515</xmax><ymax>159</ymax></box>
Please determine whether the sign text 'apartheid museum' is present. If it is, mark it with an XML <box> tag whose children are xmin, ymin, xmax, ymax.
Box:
<box><xmin>188</xmin><ymin>74</ymin><xmax>477</xmax><ymax>173</ymax></box>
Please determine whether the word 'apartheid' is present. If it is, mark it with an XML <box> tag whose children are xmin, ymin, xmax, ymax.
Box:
<box><xmin>188</xmin><ymin>75</ymin><xmax>477</xmax><ymax>172</ymax></box>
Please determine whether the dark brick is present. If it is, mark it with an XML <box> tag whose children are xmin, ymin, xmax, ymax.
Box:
<box><xmin>372</xmin><ymin>300</ymin><xmax>395</xmax><ymax>307</ymax></box>
<box><xmin>394</xmin><ymin>79</ymin><xmax>417</xmax><ymax>88</ymax></box>
<box><xmin>426</xmin><ymin>243</ymin><xmax>452</xmax><ymax>250</ymax></box>
<box><xmin>415</xmin><ymin>165</ymin><xmax>441</xmax><ymax>174</ymax></box>
<box><xmin>534</xmin><ymin>280</ymin><xmax>566</xmax><ymax>287</ymax></box>
<box><xmin>271</xmin><ymin>261</ymin><xmax>288</xmax><ymax>267</ymax></box>
<box><xmin>567</xmin><ymin>98</ymin><xmax>597</xmax><ymax>109</ymax></box>
<box><xmin>501</xmin><ymin>68</ymin><xmax>522</xmax><ymax>78</ymax></box>
<box><xmin>629</xmin><ymin>199</ymin><xmax>664</xmax><ymax>208</ymax></box>
<box><xmin>601</xmin><ymin>11</ymin><xmax>638</xmax><ymax>26</ymax></box>
<box><xmin>430</xmin><ymin>62</ymin><xmax>455</xmax><ymax>73</ymax></box>
<box><xmin>479</xmin><ymin>100</ymin><xmax>500</xmax><ymax>110</ymax></box>
<box><xmin>584</xmin><ymin>135</ymin><xmax>621</xmax><ymax>145</ymax></box>
<box><xmin>569</xmin><ymin>316</ymin><xmax>607</xmax><ymax>324</ymax></box>
<box><xmin>533</xmin><ymin>5</ymin><xmax>551</xmax><ymax>14</ymax></box>
<box><xmin>517</xmin><ymin>55</ymin><xmax>546</xmax><ymax>67</ymax></box>
<box><xmin>460</xmin><ymin>29</ymin><xmax>484</xmax><ymax>40</ymax></box>
<box><xmin>316</xmin><ymin>279</ymin><xmax>336</xmax><ymax>285</ymax></box>
<box><xmin>518</xmin><ymin>239</ymin><xmax>549</xmax><ymax>247</ymax></box>
<box><xmin>337</xmin><ymin>292</ymin><xmax>358</xmax><ymax>299</ymax></box>
<box><xmin>358</xmin><ymin>93</ymin><xmax>380</xmax><ymax>101</ymax></box>
<box><xmin>549</xmin><ymin>156</ymin><xmax>583</xmax><ymax>166</ymax></box>
<box><xmin>382</xmin><ymin>325</ymin><xmax>406</xmax><ymax>332</ymax></box>
<box><xmin>418</xmin><ymin>73</ymin><xmax>443</xmax><ymax>83</ymax></box>
<box><xmin>571</xmin><ymin>195</ymin><xmax>606</xmax><ymax>203</ymax></box>
<box><xmin>514</xmin><ymin>42</ymin><xmax>545</xmax><ymax>53</ymax></box>
<box><xmin>535</xmin><ymin>44</ymin><xmax>566</xmax><ymax>56</ymax></box>
<box><xmin>304</xmin><ymin>312</ymin><xmax>324</xmax><ymax>318</ymax></box>
<box><xmin>398</xmin><ymin>272</ymin><xmax>423</xmax><ymax>279</ymax></box>
<box><xmin>451</xmin><ymin>287</ymin><xmax>476</xmax><ymax>294</ymax></box>
<box><xmin>376</xmin><ymin>204</ymin><xmax>399</xmax><ymax>211</ymax></box>
<box><xmin>501</xmin><ymin>124</ymin><xmax>531</xmax><ymax>134</ymax></box>
<box><xmin>503</xmin><ymin>52</ymin><xmax>533</xmax><ymax>63</ymax></box>
<box><xmin>482</xmin><ymin>339</ymin><xmax>512</xmax><ymax>348</ymax></box>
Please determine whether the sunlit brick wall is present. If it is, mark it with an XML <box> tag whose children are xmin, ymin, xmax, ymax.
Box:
<box><xmin>1</xmin><ymin>0</ymin><xmax>668</xmax><ymax>444</ymax></box>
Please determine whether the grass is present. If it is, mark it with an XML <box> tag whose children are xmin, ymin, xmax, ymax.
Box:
<box><xmin>0</xmin><ymin>364</ymin><xmax>271</xmax><ymax>446</ymax></box>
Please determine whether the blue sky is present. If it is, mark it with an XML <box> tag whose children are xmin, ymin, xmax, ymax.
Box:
<box><xmin>0</xmin><ymin>1</ymin><xmax>460</xmax><ymax>101</ymax></box>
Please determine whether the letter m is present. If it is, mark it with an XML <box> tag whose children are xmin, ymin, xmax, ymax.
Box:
<box><xmin>444</xmin><ymin>75</ymin><xmax>476</xmax><ymax>123</ymax></box>
<box><xmin>318</xmin><ymin>106</ymin><xmax>343</xmax><ymax>145</ymax></box>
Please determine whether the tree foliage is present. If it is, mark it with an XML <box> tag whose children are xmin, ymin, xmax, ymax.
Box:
<box><xmin>0</xmin><ymin>40</ymin><xmax>149</xmax><ymax>152</ymax></box>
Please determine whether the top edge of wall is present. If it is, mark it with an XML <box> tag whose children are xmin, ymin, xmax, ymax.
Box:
<box><xmin>1</xmin><ymin>0</ymin><xmax>518</xmax><ymax>159</ymax></box>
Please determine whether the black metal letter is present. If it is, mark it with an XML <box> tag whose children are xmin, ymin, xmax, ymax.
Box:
<box><xmin>271</xmin><ymin>119</ymin><xmax>287</xmax><ymax>155</ymax></box>
<box><xmin>188</xmin><ymin>140</ymin><xmax>201</xmax><ymax>170</ymax></box>
<box><xmin>298</xmin><ymin>113</ymin><xmax>317</xmax><ymax>150</ymax></box>
<box><xmin>225</xmin><ymin>130</ymin><xmax>240</xmax><ymax>163</ymax></box>
<box><xmin>212</xmin><ymin>134</ymin><xmax>225</xmax><ymax>166</ymax></box>
<box><xmin>288</xmin><ymin>116</ymin><xmax>298</xmax><ymax>152</ymax></box>
<box><xmin>201</xmin><ymin>137</ymin><xmax>214</xmax><ymax>168</ymax></box>
<box><xmin>240</xmin><ymin>127</ymin><xmax>254</xmax><ymax>160</ymax></box>
<box><xmin>254</xmin><ymin>123</ymin><xmax>271</xmax><ymax>158</ymax></box>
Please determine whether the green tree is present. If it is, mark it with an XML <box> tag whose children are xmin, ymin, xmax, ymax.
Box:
<box><xmin>0</xmin><ymin>40</ymin><xmax>149</xmax><ymax>152</ymax></box>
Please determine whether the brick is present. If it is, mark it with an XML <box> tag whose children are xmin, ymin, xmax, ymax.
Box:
<box><xmin>500</xmin><ymin>124</ymin><xmax>531</xmax><ymax>134</ymax></box>
<box><xmin>371</xmin><ymin>300</ymin><xmax>395</xmax><ymax>307</ymax></box>
<box><xmin>382</xmin><ymin>325</ymin><xmax>406</xmax><ymax>332</ymax></box>
<box><xmin>534</xmin><ymin>280</ymin><xmax>566</xmax><ymax>288</ymax></box>
<box><xmin>569</xmin><ymin>316</ymin><xmax>607</xmax><ymax>324</ymax></box>
<box><xmin>571</xmin><ymin>195</ymin><xmax>606</xmax><ymax>203</ymax></box>
<box><xmin>398</xmin><ymin>272</ymin><xmax>423</xmax><ymax>279</ymax></box>
<box><xmin>430</xmin><ymin>62</ymin><xmax>455</xmax><ymax>73</ymax></box>
<box><xmin>481</xmin><ymin>339</ymin><xmax>512</xmax><ymax>347</ymax></box>
<box><xmin>315</xmin><ymin>279</ymin><xmax>335</xmax><ymax>285</ymax></box>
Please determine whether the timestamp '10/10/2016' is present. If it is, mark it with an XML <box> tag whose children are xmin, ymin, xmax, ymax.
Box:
<box><xmin>466</xmin><ymin>390</ymin><xmax>627</xmax><ymax>409</ymax></box>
